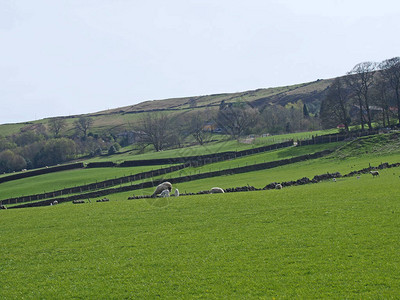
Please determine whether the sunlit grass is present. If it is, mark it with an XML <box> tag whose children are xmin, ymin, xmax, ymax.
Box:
<box><xmin>1</xmin><ymin>174</ymin><xmax>400</xmax><ymax>298</ymax></box>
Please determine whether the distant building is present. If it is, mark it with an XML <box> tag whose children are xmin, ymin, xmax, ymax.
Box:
<box><xmin>203</xmin><ymin>122</ymin><xmax>216</xmax><ymax>132</ymax></box>
<box><xmin>116</xmin><ymin>131</ymin><xmax>142</xmax><ymax>144</ymax></box>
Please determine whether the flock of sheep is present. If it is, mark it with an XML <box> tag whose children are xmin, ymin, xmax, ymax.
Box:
<box><xmin>151</xmin><ymin>171</ymin><xmax>381</xmax><ymax>197</ymax></box>
<box><xmin>0</xmin><ymin>170</ymin><xmax>383</xmax><ymax>210</ymax></box>
<box><xmin>151</xmin><ymin>181</ymin><xmax>225</xmax><ymax>198</ymax></box>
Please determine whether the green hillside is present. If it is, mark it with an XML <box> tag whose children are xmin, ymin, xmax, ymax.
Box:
<box><xmin>0</xmin><ymin>78</ymin><xmax>332</xmax><ymax>136</ymax></box>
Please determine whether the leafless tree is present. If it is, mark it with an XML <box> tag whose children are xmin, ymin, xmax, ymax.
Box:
<box><xmin>379</xmin><ymin>57</ymin><xmax>400</xmax><ymax>124</ymax></box>
<box><xmin>347</xmin><ymin>62</ymin><xmax>377</xmax><ymax>130</ymax></box>
<box><xmin>186</xmin><ymin>110</ymin><xmax>215</xmax><ymax>145</ymax></box>
<box><xmin>371</xmin><ymin>74</ymin><xmax>392</xmax><ymax>127</ymax></box>
<box><xmin>136</xmin><ymin>113</ymin><xmax>170</xmax><ymax>151</ymax></box>
<box><xmin>48</xmin><ymin>118</ymin><xmax>67</xmax><ymax>137</ymax></box>
<box><xmin>217</xmin><ymin>101</ymin><xmax>259</xmax><ymax>139</ymax></box>
<box><xmin>320</xmin><ymin>77</ymin><xmax>351</xmax><ymax>132</ymax></box>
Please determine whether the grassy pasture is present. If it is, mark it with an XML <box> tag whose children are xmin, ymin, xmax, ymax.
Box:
<box><xmin>1</xmin><ymin>174</ymin><xmax>399</xmax><ymax>298</ymax></box>
<box><xmin>113</xmin><ymin>150</ymin><xmax>400</xmax><ymax>198</ymax></box>
<box><xmin>0</xmin><ymin>142</ymin><xmax>342</xmax><ymax>202</ymax></box>
<box><xmin>82</xmin><ymin>129</ymin><xmax>339</xmax><ymax>164</ymax></box>
<box><xmin>0</xmin><ymin>165</ymin><xmax>169</xmax><ymax>201</ymax></box>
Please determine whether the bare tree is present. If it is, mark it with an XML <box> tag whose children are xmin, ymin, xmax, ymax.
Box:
<box><xmin>347</xmin><ymin>62</ymin><xmax>377</xmax><ymax>130</ymax></box>
<box><xmin>48</xmin><ymin>118</ymin><xmax>67</xmax><ymax>137</ymax></box>
<box><xmin>74</xmin><ymin>117</ymin><xmax>93</xmax><ymax>137</ymax></box>
<box><xmin>379</xmin><ymin>57</ymin><xmax>400</xmax><ymax>124</ymax></box>
<box><xmin>320</xmin><ymin>77</ymin><xmax>351</xmax><ymax>132</ymax></box>
<box><xmin>371</xmin><ymin>74</ymin><xmax>392</xmax><ymax>127</ymax></box>
<box><xmin>186</xmin><ymin>110</ymin><xmax>214</xmax><ymax>145</ymax></box>
<box><xmin>217</xmin><ymin>101</ymin><xmax>259</xmax><ymax>139</ymax></box>
<box><xmin>137</xmin><ymin>113</ymin><xmax>170</xmax><ymax>151</ymax></box>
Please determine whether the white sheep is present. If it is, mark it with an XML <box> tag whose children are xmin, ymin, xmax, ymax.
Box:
<box><xmin>152</xmin><ymin>182</ymin><xmax>172</xmax><ymax>197</ymax></box>
<box><xmin>210</xmin><ymin>187</ymin><xmax>224</xmax><ymax>194</ymax></box>
<box><xmin>332</xmin><ymin>178</ymin><xmax>336</xmax><ymax>182</ymax></box>
<box><xmin>159</xmin><ymin>189</ymin><xmax>170</xmax><ymax>197</ymax></box>
<box><xmin>275</xmin><ymin>183</ymin><xmax>283</xmax><ymax>189</ymax></box>
<box><xmin>53</xmin><ymin>200</ymin><xmax>58</xmax><ymax>205</ymax></box>
<box><xmin>370</xmin><ymin>171</ymin><xmax>380</xmax><ymax>177</ymax></box>
<box><xmin>174</xmin><ymin>188</ymin><xmax>180</xmax><ymax>197</ymax></box>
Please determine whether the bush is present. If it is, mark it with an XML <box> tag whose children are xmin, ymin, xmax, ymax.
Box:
<box><xmin>108</xmin><ymin>145</ymin><xmax>117</xmax><ymax>155</ymax></box>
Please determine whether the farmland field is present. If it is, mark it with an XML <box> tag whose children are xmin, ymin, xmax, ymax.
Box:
<box><xmin>1</xmin><ymin>174</ymin><xmax>400</xmax><ymax>298</ymax></box>
<box><xmin>1</xmin><ymin>131</ymin><xmax>400</xmax><ymax>298</ymax></box>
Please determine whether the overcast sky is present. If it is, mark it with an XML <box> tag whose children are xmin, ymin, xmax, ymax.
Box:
<box><xmin>1</xmin><ymin>0</ymin><xmax>400</xmax><ymax>124</ymax></box>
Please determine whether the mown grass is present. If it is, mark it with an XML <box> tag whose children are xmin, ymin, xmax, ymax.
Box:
<box><xmin>1</xmin><ymin>174</ymin><xmax>399</xmax><ymax>298</ymax></box>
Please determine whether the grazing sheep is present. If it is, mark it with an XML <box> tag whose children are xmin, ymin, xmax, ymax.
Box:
<box><xmin>53</xmin><ymin>200</ymin><xmax>58</xmax><ymax>205</ymax></box>
<box><xmin>151</xmin><ymin>182</ymin><xmax>172</xmax><ymax>197</ymax></box>
<box><xmin>174</xmin><ymin>188</ymin><xmax>180</xmax><ymax>197</ymax></box>
<box><xmin>275</xmin><ymin>183</ymin><xmax>283</xmax><ymax>190</ymax></box>
<box><xmin>210</xmin><ymin>187</ymin><xmax>224</xmax><ymax>194</ymax></box>
<box><xmin>159</xmin><ymin>189</ymin><xmax>170</xmax><ymax>197</ymax></box>
<box><xmin>370</xmin><ymin>171</ymin><xmax>380</xmax><ymax>177</ymax></box>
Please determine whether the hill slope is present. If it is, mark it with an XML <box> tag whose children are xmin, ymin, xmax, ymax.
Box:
<box><xmin>92</xmin><ymin>78</ymin><xmax>332</xmax><ymax>116</ymax></box>
<box><xmin>0</xmin><ymin>77</ymin><xmax>333</xmax><ymax>136</ymax></box>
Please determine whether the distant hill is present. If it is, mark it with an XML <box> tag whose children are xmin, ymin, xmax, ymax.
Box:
<box><xmin>91</xmin><ymin>78</ymin><xmax>333</xmax><ymax>117</ymax></box>
<box><xmin>0</xmin><ymin>77</ymin><xmax>335</xmax><ymax>136</ymax></box>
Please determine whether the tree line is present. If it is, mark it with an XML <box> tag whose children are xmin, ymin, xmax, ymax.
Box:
<box><xmin>320</xmin><ymin>57</ymin><xmax>400</xmax><ymax>132</ymax></box>
<box><xmin>0</xmin><ymin>117</ymin><xmax>121</xmax><ymax>174</ymax></box>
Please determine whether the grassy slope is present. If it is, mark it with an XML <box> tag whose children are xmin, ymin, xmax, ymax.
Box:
<box><xmin>1</xmin><ymin>175</ymin><xmax>399</xmax><ymax>298</ymax></box>
<box><xmin>1</xmin><ymin>132</ymin><xmax>398</xmax><ymax>201</ymax></box>
<box><xmin>0</xmin><ymin>78</ymin><xmax>332</xmax><ymax>136</ymax></box>
<box><xmin>81</xmin><ymin>129</ymin><xmax>338</xmax><ymax>164</ymax></box>
<box><xmin>0</xmin><ymin>139</ymin><xmax>342</xmax><ymax>202</ymax></box>
<box><xmin>0</xmin><ymin>165</ymin><xmax>166</xmax><ymax>200</ymax></box>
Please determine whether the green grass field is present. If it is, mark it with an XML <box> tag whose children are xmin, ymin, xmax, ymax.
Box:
<box><xmin>1</xmin><ymin>174</ymin><xmax>399</xmax><ymax>298</ymax></box>
<box><xmin>2</xmin><ymin>132</ymin><xmax>400</xmax><ymax>298</ymax></box>
<box><xmin>0</xmin><ymin>165</ymin><xmax>169</xmax><ymax>201</ymax></box>
<box><xmin>81</xmin><ymin>129</ymin><xmax>338</xmax><ymax>164</ymax></box>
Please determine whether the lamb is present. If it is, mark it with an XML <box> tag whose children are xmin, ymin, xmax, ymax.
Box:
<box><xmin>151</xmin><ymin>182</ymin><xmax>172</xmax><ymax>197</ymax></box>
<box><xmin>159</xmin><ymin>189</ymin><xmax>170</xmax><ymax>197</ymax></box>
<box><xmin>210</xmin><ymin>187</ymin><xmax>224</xmax><ymax>194</ymax></box>
<box><xmin>275</xmin><ymin>183</ymin><xmax>283</xmax><ymax>189</ymax></box>
<box><xmin>370</xmin><ymin>171</ymin><xmax>380</xmax><ymax>177</ymax></box>
<box><xmin>174</xmin><ymin>188</ymin><xmax>180</xmax><ymax>197</ymax></box>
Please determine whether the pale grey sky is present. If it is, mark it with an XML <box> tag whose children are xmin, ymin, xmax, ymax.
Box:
<box><xmin>1</xmin><ymin>0</ymin><xmax>400</xmax><ymax>124</ymax></box>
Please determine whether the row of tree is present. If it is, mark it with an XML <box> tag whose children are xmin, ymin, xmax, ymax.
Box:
<box><xmin>320</xmin><ymin>57</ymin><xmax>400</xmax><ymax>132</ymax></box>
<box><xmin>0</xmin><ymin>118</ymin><xmax>121</xmax><ymax>173</ymax></box>
<box><xmin>135</xmin><ymin>100</ymin><xmax>318</xmax><ymax>152</ymax></box>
